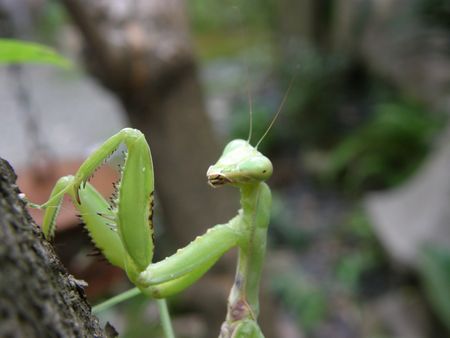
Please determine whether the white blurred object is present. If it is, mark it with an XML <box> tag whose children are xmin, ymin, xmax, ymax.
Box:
<box><xmin>365</xmin><ymin>126</ymin><xmax>450</xmax><ymax>268</ymax></box>
<box><xmin>0</xmin><ymin>66</ymin><xmax>125</xmax><ymax>168</ymax></box>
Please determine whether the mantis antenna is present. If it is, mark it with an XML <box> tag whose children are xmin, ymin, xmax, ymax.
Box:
<box><xmin>255</xmin><ymin>74</ymin><xmax>296</xmax><ymax>149</ymax></box>
<box><xmin>246</xmin><ymin>64</ymin><xmax>254</xmax><ymax>143</ymax></box>
<box><xmin>228</xmin><ymin>2</ymin><xmax>254</xmax><ymax>144</ymax></box>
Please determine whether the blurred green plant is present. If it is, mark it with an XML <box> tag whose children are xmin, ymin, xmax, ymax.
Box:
<box><xmin>341</xmin><ymin>207</ymin><xmax>375</xmax><ymax>242</ymax></box>
<box><xmin>324</xmin><ymin>101</ymin><xmax>442</xmax><ymax>193</ymax></box>
<box><xmin>282</xmin><ymin>48</ymin><xmax>356</xmax><ymax>148</ymax></box>
<box><xmin>188</xmin><ymin>0</ymin><xmax>275</xmax><ymax>60</ymax></box>
<box><xmin>37</xmin><ymin>1</ymin><xmax>68</xmax><ymax>42</ymax></box>
<box><xmin>336</xmin><ymin>251</ymin><xmax>376</xmax><ymax>292</ymax></box>
<box><xmin>418</xmin><ymin>245</ymin><xmax>450</xmax><ymax>331</ymax></box>
<box><xmin>271</xmin><ymin>271</ymin><xmax>327</xmax><ymax>332</ymax></box>
<box><xmin>0</xmin><ymin>39</ymin><xmax>70</xmax><ymax>68</ymax></box>
<box><xmin>188</xmin><ymin>0</ymin><xmax>274</xmax><ymax>34</ymax></box>
<box><xmin>415</xmin><ymin>0</ymin><xmax>450</xmax><ymax>29</ymax></box>
<box><xmin>335</xmin><ymin>208</ymin><xmax>383</xmax><ymax>293</ymax></box>
<box><xmin>269</xmin><ymin>192</ymin><xmax>312</xmax><ymax>249</ymax></box>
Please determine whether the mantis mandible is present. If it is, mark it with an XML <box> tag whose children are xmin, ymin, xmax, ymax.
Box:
<box><xmin>37</xmin><ymin>83</ymin><xmax>292</xmax><ymax>337</ymax></box>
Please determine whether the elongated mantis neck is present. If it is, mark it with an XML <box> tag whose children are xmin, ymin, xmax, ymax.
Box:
<box><xmin>226</xmin><ymin>182</ymin><xmax>271</xmax><ymax>323</ymax></box>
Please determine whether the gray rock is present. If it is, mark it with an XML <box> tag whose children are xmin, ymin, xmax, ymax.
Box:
<box><xmin>365</xmin><ymin>127</ymin><xmax>450</xmax><ymax>267</ymax></box>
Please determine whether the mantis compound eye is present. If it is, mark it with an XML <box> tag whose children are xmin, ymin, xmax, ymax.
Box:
<box><xmin>238</xmin><ymin>156</ymin><xmax>273</xmax><ymax>181</ymax></box>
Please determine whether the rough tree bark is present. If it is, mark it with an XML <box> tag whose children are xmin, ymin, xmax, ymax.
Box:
<box><xmin>0</xmin><ymin>158</ymin><xmax>107</xmax><ymax>338</ymax></box>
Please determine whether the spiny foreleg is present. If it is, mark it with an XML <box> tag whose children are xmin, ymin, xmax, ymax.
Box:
<box><xmin>40</xmin><ymin>128</ymin><xmax>154</xmax><ymax>276</ymax></box>
<box><xmin>41</xmin><ymin>175</ymin><xmax>127</xmax><ymax>269</ymax></box>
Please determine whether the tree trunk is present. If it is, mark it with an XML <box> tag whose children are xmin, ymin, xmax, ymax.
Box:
<box><xmin>60</xmin><ymin>0</ymin><xmax>238</xmax><ymax>248</ymax></box>
<box><xmin>0</xmin><ymin>158</ymin><xmax>107</xmax><ymax>338</ymax></box>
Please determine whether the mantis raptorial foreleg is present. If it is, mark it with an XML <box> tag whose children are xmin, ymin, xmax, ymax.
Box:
<box><xmin>38</xmin><ymin>127</ymin><xmax>274</xmax><ymax>337</ymax></box>
<box><xmin>42</xmin><ymin>128</ymin><xmax>154</xmax><ymax>274</ymax></box>
<box><xmin>43</xmin><ymin>176</ymin><xmax>127</xmax><ymax>268</ymax></box>
<box><xmin>40</xmin><ymin>128</ymin><xmax>239</xmax><ymax>294</ymax></box>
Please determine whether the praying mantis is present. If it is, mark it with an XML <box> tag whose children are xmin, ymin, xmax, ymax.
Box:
<box><xmin>36</xmin><ymin>83</ymin><xmax>292</xmax><ymax>336</ymax></box>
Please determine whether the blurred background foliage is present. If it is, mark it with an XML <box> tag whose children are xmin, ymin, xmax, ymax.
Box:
<box><xmin>324</xmin><ymin>100</ymin><xmax>442</xmax><ymax>193</ymax></box>
<box><xmin>1</xmin><ymin>0</ymin><xmax>450</xmax><ymax>337</ymax></box>
<box><xmin>190</xmin><ymin>1</ymin><xmax>450</xmax><ymax>336</ymax></box>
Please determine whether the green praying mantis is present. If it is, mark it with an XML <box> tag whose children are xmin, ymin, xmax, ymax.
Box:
<box><xmin>36</xmin><ymin>84</ymin><xmax>292</xmax><ymax>337</ymax></box>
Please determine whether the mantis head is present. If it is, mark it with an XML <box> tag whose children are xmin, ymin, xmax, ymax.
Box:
<box><xmin>207</xmin><ymin>139</ymin><xmax>272</xmax><ymax>187</ymax></box>
<box><xmin>207</xmin><ymin>71</ymin><xmax>295</xmax><ymax>188</ymax></box>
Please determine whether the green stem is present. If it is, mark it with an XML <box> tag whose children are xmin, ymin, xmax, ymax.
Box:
<box><xmin>92</xmin><ymin>288</ymin><xmax>175</xmax><ymax>338</ymax></box>
<box><xmin>92</xmin><ymin>287</ymin><xmax>141</xmax><ymax>314</ymax></box>
<box><xmin>157</xmin><ymin>299</ymin><xmax>176</xmax><ymax>338</ymax></box>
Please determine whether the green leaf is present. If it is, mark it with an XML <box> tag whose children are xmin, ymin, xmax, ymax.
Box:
<box><xmin>418</xmin><ymin>245</ymin><xmax>450</xmax><ymax>331</ymax></box>
<box><xmin>0</xmin><ymin>39</ymin><xmax>71</xmax><ymax>68</ymax></box>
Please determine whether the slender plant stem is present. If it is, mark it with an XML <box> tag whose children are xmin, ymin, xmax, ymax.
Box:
<box><xmin>92</xmin><ymin>287</ymin><xmax>141</xmax><ymax>314</ymax></box>
<box><xmin>92</xmin><ymin>288</ymin><xmax>175</xmax><ymax>338</ymax></box>
<box><xmin>157</xmin><ymin>299</ymin><xmax>176</xmax><ymax>338</ymax></box>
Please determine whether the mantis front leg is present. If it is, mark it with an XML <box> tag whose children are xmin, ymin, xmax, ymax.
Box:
<box><xmin>42</xmin><ymin>128</ymin><xmax>154</xmax><ymax>273</ymax></box>
<box><xmin>41</xmin><ymin>128</ymin><xmax>241</xmax><ymax>296</ymax></box>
